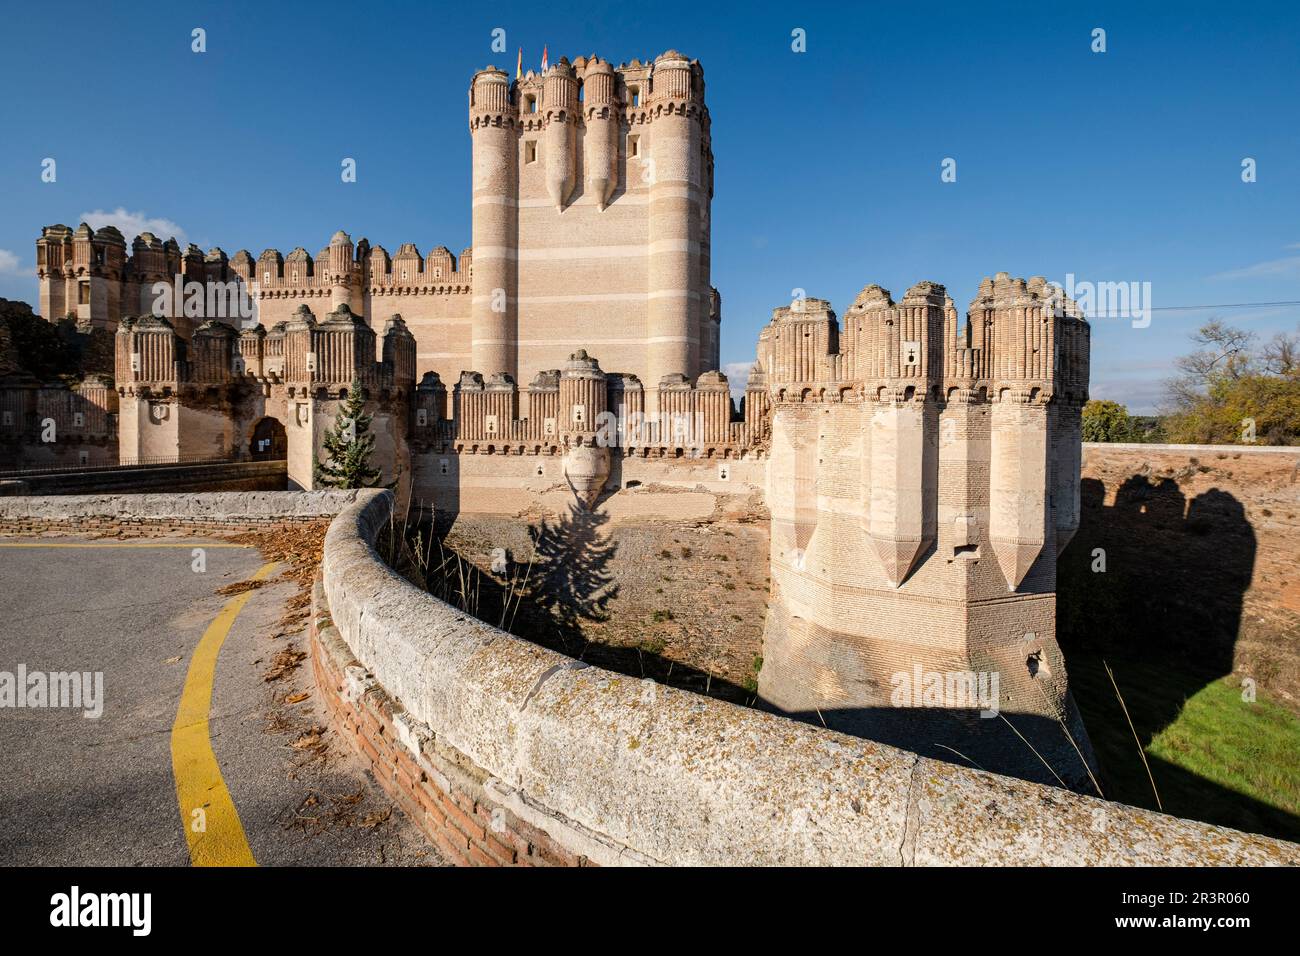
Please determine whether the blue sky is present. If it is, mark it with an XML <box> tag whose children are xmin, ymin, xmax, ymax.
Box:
<box><xmin>1</xmin><ymin>0</ymin><xmax>1296</xmax><ymax>412</ymax></box>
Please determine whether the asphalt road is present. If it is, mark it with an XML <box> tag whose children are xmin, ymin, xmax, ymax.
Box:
<box><xmin>0</xmin><ymin>537</ymin><xmax>440</xmax><ymax>866</ymax></box>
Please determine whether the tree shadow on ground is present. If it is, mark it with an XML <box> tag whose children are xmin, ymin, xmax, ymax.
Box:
<box><xmin>406</xmin><ymin>500</ymin><xmax>754</xmax><ymax>707</ymax></box>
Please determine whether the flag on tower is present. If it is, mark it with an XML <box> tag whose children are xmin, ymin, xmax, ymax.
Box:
<box><xmin>516</xmin><ymin>47</ymin><xmax>522</xmax><ymax>80</ymax></box>
<box><xmin>541</xmin><ymin>45</ymin><xmax>548</xmax><ymax>73</ymax></box>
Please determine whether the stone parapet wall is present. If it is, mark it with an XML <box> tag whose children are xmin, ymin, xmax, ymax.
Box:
<box><xmin>311</xmin><ymin>596</ymin><xmax>599</xmax><ymax>866</ymax></box>
<box><xmin>0</xmin><ymin>489</ymin><xmax>362</xmax><ymax>536</ymax></box>
<box><xmin>317</xmin><ymin>488</ymin><xmax>1299</xmax><ymax>865</ymax></box>
<box><xmin>0</xmin><ymin>460</ymin><xmax>288</xmax><ymax>498</ymax></box>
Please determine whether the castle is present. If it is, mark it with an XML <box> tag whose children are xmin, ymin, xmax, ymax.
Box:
<box><xmin>34</xmin><ymin>52</ymin><xmax>716</xmax><ymax>413</ymax></box>
<box><xmin>19</xmin><ymin>50</ymin><xmax>1095</xmax><ymax>788</ymax></box>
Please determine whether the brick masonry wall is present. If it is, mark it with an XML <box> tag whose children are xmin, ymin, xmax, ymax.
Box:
<box><xmin>310</xmin><ymin>587</ymin><xmax>594</xmax><ymax>867</ymax></box>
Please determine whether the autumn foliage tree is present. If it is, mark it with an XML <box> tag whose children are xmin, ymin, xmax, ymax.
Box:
<box><xmin>1162</xmin><ymin>321</ymin><xmax>1300</xmax><ymax>445</ymax></box>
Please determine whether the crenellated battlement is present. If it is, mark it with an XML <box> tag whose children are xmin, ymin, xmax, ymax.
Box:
<box><xmin>37</xmin><ymin>224</ymin><xmax>472</xmax><ymax>348</ymax></box>
<box><xmin>761</xmin><ymin>275</ymin><xmax>1091</xmax><ymax>408</ymax></box>
<box><xmin>471</xmin><ymin>49</ymin><xmax>707</xmax><ymax>129</ymax></box>
<box><xmin>113</xmin><ymin>305</ymin><xmax>416</xmax><ymax>401</ymax></box>
<box><xmin>410</xmin><ymin>351</ymin><xmax>764</xmax><ymax>464</ymax></box>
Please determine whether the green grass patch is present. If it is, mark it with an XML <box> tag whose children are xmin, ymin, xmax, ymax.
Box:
<box><xmin>1066</xmin><ymin>651</ymin><xmax>1300</xmax><ymax>843</ymax></box>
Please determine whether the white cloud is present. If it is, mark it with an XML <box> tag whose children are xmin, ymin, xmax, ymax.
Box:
<box><xmin>0</xmin><ymin>250</ymin><xmax>20</xmax><ymax>275</ymax></box>
<box><xmin>1090</xmin><ymin>377</ymin><xmax>1169</xmax><ymax>415</ymax></box>
<box><xmin>722</xmin><ymin>361</ymin><xmax>753</xmax><ymax>400</ymax></box>
<box><xmin>78</xmin><ymin>207</ymin><xmax>187</xmax><ymax>244</ymax></box>
<box><xmin>1210</xmin><ymin>254</ymin><xmax>1300</xmax><ymax>280</ymax></box>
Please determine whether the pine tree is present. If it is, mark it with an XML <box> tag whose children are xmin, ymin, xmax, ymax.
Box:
<box><xmin>314</xmin><ymin>381</ymin><xmax>387</xmax><ymax>488</ymax></box>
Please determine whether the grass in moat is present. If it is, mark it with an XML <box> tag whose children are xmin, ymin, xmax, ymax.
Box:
<box><xmin>1066</xmin><ymin>651</ymin><xmax>1300</xmax><ymax>845</ymax></box>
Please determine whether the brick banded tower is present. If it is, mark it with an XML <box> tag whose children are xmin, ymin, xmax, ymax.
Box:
<box><xmin>468</xmin><ymin>51</ymin><xmax>717</xmax><ymax>411</ymax></box>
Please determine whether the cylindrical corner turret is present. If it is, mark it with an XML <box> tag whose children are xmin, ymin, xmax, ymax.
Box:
<box><xmin>582</xmin><ymin>57</ymin><xmax>618</xmax><ymax>211</ymax></box>
<box><xmin>468</xmin><ymin>65</ymin><xmax>518</xmax><ymax>381</ymax></box>
<box><xmin>381</xmin><ymin>314</ymin><xmax>417</xmax><ymax>390</ymax></box>
<box><xmin>327</xmin><ymin>230</ymin><xmax>356</xmax><ymax>313</ymax></box>
<box><xmin>543</xmin><ymin>58</ymin><xmax>579</xmax><ymax>211</ymax></box>
<box><xmin>645</xmin><ymin>50</ymin><xmax>706</xmax><ymax>411</ymax></box>
<box><xmin>559</xmin><ymin>349</ymin><xmax>610</xmax><ymax>507</ymax></box>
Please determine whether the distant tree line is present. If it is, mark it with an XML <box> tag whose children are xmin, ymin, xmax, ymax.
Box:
<box><xmin>1083</xmin><ymin>320</ymin><xmax>1300</xmax><ymax>446</ymax></box>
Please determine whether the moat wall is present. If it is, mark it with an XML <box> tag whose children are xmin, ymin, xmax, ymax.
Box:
<box><xmin>0</xmin><ymin>489</ymin><xmax>359</xmax><ymax>535</ymax></box>
<box><xmin>0</xmin><ymin>459</ymin><xmax>287</xmax><ymax>497</ymax></box>
<box><xmin>315</xmin><ymin>488</ymin><xmax>1297</xmax><ymax>865</ymax></box>
<box><xmin>1062</xmin><ymin>442</ymin><xmax>1300</xmax><ymax>710</ymax></box>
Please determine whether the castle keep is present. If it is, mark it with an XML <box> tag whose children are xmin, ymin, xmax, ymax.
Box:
<box><xmin>19</xmin><ymin>50</ymin><xmax>1095</xmax><ymax>788</ymax></box>
<box><xmin>469</xmin><ymin>53</ymin><xmax>717</xmax><ymax>397</ymax></box>
<box><xmin>35</xmin><ymin>51</ymin><xmax>715</xmax><ymax>415</ymax></box>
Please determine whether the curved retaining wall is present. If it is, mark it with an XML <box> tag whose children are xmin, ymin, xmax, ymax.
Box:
<box><xmin>318</xmin><ymin>489</ymin><xmax>1298</xmax><ymax>866</ymax></box>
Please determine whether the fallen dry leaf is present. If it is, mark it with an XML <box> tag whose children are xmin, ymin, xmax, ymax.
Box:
<box><xmin>359</xmin><ymin>808</ymin><xmax>392</xmax><ymax>829</ymax></box>
<box><xmin>216</xmin><ymin>578</ymin><xmax>268</xmax><ymax>596</ymax></box>
<box><xmin>291</xmin><ymin>727</ymin><xmax>327</xmax><ymax>751</ymax></box>
<box><xmin>263</xmin><ymin>645</ymin><xmax>307</xmax><ymax>682</ymax></box>
<box><xmin>284</xmin><ymin>692</ymin><xmax>311</xmax><ymax>704</ymax></box>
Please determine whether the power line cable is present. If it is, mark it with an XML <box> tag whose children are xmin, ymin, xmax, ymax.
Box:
<box><xmin>1145</xmin><ymin>300</ymin><xmax>1300</xmax><ymax>312</ymax></box>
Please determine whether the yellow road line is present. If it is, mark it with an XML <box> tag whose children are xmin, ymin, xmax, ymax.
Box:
<box><xmin>171</xmin><ymin>561</ymin><xmax>278</xmax><ymax>867</ymax></box>
<box><xmin>0</xmin><ymin>542</ymin><xmax>248</xmax><ymax>549</ymax></box>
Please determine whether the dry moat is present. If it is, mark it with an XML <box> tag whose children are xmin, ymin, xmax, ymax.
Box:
<box><xmin>380</xmin><ymin>447</ymin><xmax>1300</xmax><ymax>845</ymax></box>
<box><xmin>383</xmin><ymin>486</ymin><xmax>771</xmax><ymax>706</ymax></box>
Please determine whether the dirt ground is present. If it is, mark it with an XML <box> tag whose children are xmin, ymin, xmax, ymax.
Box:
<box><xmin>425</xmin><ymin>492</ymin><xmax>772</xmax><ymax>705</ymax></box>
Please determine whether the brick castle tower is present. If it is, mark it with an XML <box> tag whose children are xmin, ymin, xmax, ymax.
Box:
<box><xmin>756</xmin><ymin>275</ymin><xmax>1096</xmax><ymax>788</ymax></box>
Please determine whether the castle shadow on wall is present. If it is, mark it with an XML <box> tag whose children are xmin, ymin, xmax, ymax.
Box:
<box><xmin>1057</xmin><ymin>474</ymin><xmax>1299</xmax><ymax>843</ymax></box>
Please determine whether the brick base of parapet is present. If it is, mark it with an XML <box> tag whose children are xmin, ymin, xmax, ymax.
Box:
<box><xmin>0</xmin><ymin>516</ymin><xmax>322</xmax><ymax>536</ymax></box>
<box><xmin>309</xmin><ymin>581</ymin><xmax>596</xmax><ymax>867</ymax></box>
